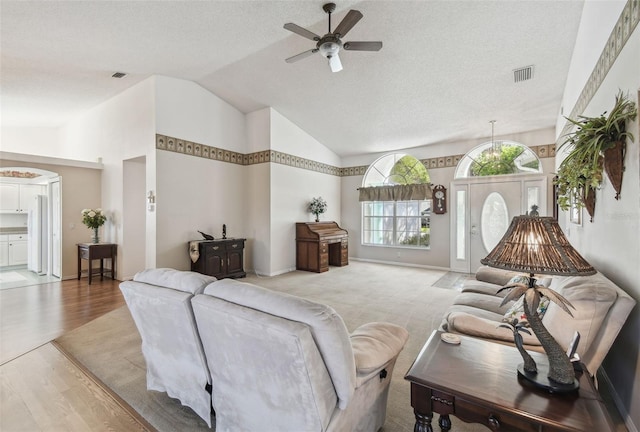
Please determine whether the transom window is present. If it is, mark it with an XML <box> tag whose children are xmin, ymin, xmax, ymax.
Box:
<box><xmin>360</xmin><ymin>154</ymin><xmax>432</xmax><ymax>248</ymax></box>
<box><xmin>454</xmin><ymin>141</ymin><xmax>542</xmax><ymax>179</ymax></box>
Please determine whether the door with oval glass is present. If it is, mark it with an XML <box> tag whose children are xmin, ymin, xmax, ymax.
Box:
<box><xmin>466</xmin><ymin>176</ymin><xmax>547</xmax><ymax>273</ymax></box>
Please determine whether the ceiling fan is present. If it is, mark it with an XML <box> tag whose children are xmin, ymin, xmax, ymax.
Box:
<box><xmin>284</xmin><ymin>3</ymin><xmax>382</xmax><ymax>73</ymax></box>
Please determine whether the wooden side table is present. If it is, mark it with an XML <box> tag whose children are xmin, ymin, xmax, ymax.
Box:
<box><xmin>77</xmin><ymin>243</ymin><xmax>117</xmax><ymax>285</ymax></box>
<box><xmin>405</xmin><ymin>331</ymin><xmax>614</xmax><ymax>432</ymax></box>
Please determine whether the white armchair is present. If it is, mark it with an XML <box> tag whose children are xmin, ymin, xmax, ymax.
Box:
<box><xmin>191</xmin><ymin>278</ymin><xmax>409</xmax><ymax>432</ymax></box>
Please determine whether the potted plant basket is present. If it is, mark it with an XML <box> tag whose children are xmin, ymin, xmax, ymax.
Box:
<box><xmin>556</xmin><ymin>91</ymin><xmax>637</xmax><ymax>220</ymax></box>
<box><xmin>555</xmin><ymin>152</ymin><xmax>601</xmax><ymax>222</ymax></box>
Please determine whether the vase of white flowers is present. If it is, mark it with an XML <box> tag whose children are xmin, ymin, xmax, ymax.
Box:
<box><xmin>81</xmin><ymin>208</ymin><xmax>107</xmax><ymax>243</ymax></box>
<box><xmin>308</xmin><ymin>197</ymin><xmax>327</xmax><ymax>222</ymax></box>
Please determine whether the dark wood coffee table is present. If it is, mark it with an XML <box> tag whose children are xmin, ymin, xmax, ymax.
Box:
<box><xmin>405</xmin><ymin>331</ymin><xmax>614</xmax><ymax>431</ymax></box>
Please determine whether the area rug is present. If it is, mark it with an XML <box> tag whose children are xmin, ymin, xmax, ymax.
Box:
<box><xmin>55</xmin><ymin>262</ymin><xmax>488</xmax><ymax>431</ymax></box>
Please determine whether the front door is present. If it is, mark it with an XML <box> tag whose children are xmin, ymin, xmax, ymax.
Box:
<box><xmin>450</xmin><ymin>174</ymin><xmax>548</xmax><ymax>273</ymax></box>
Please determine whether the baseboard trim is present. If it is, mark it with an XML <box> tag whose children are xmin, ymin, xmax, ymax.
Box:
<box><xmin>599</xmin><ymin>368</ymin><xmax>638</xmax><ymax>432</ymax></box>
<box><xmin>350</xmin><ymin>257</ymin><xmax>450</xmax><ymax>272</ymax></box>
<box><xmin>249</xmin><ymin>267</ymin><xmax>296</xmax><ymax>277</ymax></box>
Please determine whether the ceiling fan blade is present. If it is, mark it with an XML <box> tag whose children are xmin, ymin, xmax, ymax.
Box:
<box><xmin>343</xmin><ymin>41</ymin><xmax>383</xmax><ymax>51</ymax></box>
<box><xmin>283</xmin><ymin>23</ymin><xmax>320</xmax><ymax>41</ymax></box>
<box><xmin>333</xmin><ymin>10</ymin><xmax>363</xmax><ymax>38</ymax></box>
<box><xmin>285</xmin><ymin>49</ymin><xmax>318</xmax><ymax>63</ymax></box>
<box><xmin>329</xmin><ymin>54</ymin><xmax>343</xmax><ymax>73</ymax></box>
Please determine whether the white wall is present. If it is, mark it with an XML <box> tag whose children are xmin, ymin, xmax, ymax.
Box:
<box><xmin>0</xmin><ymin>127</ymin><xmax>62</xmax><ymax>157</ymax></box>
<box><xmin>556</xmin><ymin>0</ymin><xmax>627</xmax><ymax>133</ymax></box>
<box><xmin>155</xmin><ymin>151</ymin><xmax>247</xmax><ymax>270</ymax></box>
<box><xmin>154</xmin><ymin>76</ymin><xmax>249</xmax><ymax>270</ymax></box>
<box><xmin>246</xmin><ymin>109</ymin><xmax>271</xmax><ymax>274</ymax></box>
<box><xmin>270</xmin><ymin>109</ymin><xmax>341</xmax><ymax>166</ymax></box>
<box><xmin>268</xmin><ymin>109</ymin><xmax>342</xmax><ymax>275</ymax></box>
<box><xmin>155</xmin><ymin>75</ymin><xmax>247</xmax><ymax>153</ymax></box>
<box><xmin>270</xmin><ymin>163</ymin><xmax>341</xmax><ymax>275</ymax></box>
<box><xmin>557</xmin><ymin>5</ymin><xmax>639</xmax><ymax>428</ymax></box>
<box><xmin>60</xmin><ymin>77</ymin><xmax>157</xmax><ymax>274</ymax></box>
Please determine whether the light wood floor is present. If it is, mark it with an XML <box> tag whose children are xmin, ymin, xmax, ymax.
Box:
<box><xmin>0</xmin><ymin>278</ymin><xmax>155</xmax><ymax>431</ymax></box>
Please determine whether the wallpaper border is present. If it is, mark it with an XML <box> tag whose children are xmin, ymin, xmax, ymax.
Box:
<box><xmin>560</xmin><ymin>0</ymin><xmax>639</xmax><ymax>138</ymax></box>
<box><xmin>156</xmin><ymin>134</ymin><xmax>554</xmax><ymax>178</ymax></box>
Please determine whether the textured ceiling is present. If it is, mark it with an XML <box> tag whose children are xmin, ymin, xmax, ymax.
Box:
<box><xmin>1</xmin><ymin>1</ymin><xmax>584</xmax><ymax>157</ymax></box>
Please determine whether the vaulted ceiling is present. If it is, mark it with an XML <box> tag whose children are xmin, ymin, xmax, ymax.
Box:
<box><xmin>1</xmin><ymin>1</ymin><xmax>584</xmax><ymax>157</ymax></box>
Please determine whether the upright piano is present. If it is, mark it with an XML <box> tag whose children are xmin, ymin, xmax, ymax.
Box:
<box><xmin>296</xmin><ymin>222</ymin><xmax>348</xmax><ymax>273</ymax></box>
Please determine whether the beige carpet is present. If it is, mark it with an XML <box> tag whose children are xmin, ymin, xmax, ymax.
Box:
<box><xmin>56</xmin><ymin>261</ymin><xmax>488</xmax><ymax>431</ymax></box>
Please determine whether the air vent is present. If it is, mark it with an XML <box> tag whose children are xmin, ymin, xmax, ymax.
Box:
<box><xmin>111</xmin><ymin>72</ymin><xmax>127</xmax><ymax>79</ymax></box>
<box><xmin>513</xmin><ymin>65</ymin><xmax>534</xmax><ymax>83</ymax></box>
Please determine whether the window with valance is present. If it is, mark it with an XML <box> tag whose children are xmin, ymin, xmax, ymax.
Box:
<box><xmin>360</xmin><ymin>154</ymin><xmax>432</xmax><ymax>248</ymax></box>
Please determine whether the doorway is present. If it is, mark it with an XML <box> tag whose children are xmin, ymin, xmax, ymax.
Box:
<box><xmin>450</xmin><ymin>174</ymin><xmax>549</xmax><ymax>274</ymax></box>
<box><xmin>0</xmin><ymin>168</ymin><xmax>62</xmax><ymax>289</ymax></box>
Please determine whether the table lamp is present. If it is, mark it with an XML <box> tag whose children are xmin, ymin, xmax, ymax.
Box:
<box><xmin>481</xmin><ymin>215</ymin><xmax>595</xmax><ymax>392</ymax></box>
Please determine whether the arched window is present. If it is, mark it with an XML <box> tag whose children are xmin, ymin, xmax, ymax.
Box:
<box><xmin>360</xmin><ymin>153</ymin><xmax>432</xmax><ymax>248</ymax></box>
<box><xmin>454</xmin><ymin>141</ymin><xmax>542</xmax><ymax>179</ymax></box>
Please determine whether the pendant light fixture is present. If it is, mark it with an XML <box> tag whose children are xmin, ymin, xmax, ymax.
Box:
<box><xmin>489</xmin><ymin>120</ymin><xmax>499</xmax><ymax>159</ymax></box>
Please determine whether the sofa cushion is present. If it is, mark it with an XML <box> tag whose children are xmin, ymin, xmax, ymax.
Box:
<box><xmin>453</xmin><ymin>292</ymin><xmax>513</xmax><ymax>315</ymax></box>
<box><xmin>470</xmin><ymin>267</ymin><xmax>551</xmax><ymax>295</ymax></box>
<box><xmin>475</xmin><ymin>266</ymin><xmax>522</xmax><ymax>286</ymax></box>
<box><xmin>133</xmin><ymin>268</ymin><xmax>216</xmax><ymax>295</ymax></box>
<box><xmin>461</xmin><ymin>280</ymin><xmax>508</xmax><ymax>297</ymax></box>
<box><xmin>443</xmin><ymin>310</ymin><xmax>542</xmax><ymax>346</ymax></box>
<box><xmin>543</xmin><ymin>273</ymin><xmax>618</xmax><ymax>366</ymax></box>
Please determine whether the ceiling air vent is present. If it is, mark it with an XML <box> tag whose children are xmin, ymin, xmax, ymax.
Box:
<box><xmin>513</xmin><ymin>65</ymin><xmax>534</xmax><ymax>83</ymax></box>
<box><xmin>111</xmin><ymin>72</ymin><xmax>127</xmax><ymax>79</ymax></box>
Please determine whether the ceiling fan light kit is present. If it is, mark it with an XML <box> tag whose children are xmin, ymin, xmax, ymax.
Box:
<box><xmin>284</xmin><ymin>2</ymin><xmax>382</xmax><ymax>73</ymax></box>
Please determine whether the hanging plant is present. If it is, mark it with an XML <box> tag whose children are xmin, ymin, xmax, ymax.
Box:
<box><xmin>555</xmin><ymin>152</ymin><xmax>601</xmax><ymax>216</ymax></box>
<box><xmin>556</xmin><ymin>91</ymin><xmax>637</xmax><ymax>218</ymax></box>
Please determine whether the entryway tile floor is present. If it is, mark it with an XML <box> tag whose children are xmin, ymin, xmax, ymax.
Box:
<box><xmin>0</xmin><ymin>267</ymin><xmax>59</xmax><ymax>290</ymax></box>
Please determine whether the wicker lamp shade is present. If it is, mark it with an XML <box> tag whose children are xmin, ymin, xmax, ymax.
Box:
<box><xmin>481</xmin><ymin>215</ymin><xmax>595</xmax><ymax>393</ymax></box>
<box><xmin>481</xmin><ymin>216</ymin><xmax>595</xmax><ymax>276</ymax></box>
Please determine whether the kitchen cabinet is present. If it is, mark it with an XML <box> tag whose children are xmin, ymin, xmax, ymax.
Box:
<box><xmin>0</xmin><ymin>183</ymin><xmax>45</xmax><ymax>213</ymax></box>
<box><xmin>0</xmin><ymin>235</ymin><xmax>8</xmax><ymax>267</ymax></box>
<box><xmin>0</xmin><ymin>184</ymin><xmax>19</xmax><ymax>211</ymax></box>
<box><xmin>0</xmin><ymin>233</ymin><xmax>27</xmax><ymax>266</ymax></box>
<box><xmin>8</xmin><ymin>234</ymin><xmax>28</xmax><ymax>265</ymax></box>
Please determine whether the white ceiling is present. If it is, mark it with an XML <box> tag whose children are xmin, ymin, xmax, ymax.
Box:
<box><xmin>1</xmin><ymin>1</ymin><xmax>584</xmax><ymax>158</ymax></box>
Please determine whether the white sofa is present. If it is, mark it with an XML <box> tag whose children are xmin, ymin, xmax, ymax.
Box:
<box><xmin>121</xmin><ymin>270</ymin><xmax>409</xmax><ymax>431</ymax></box>
<box><xmin>441</xmin><ymin>266</ymin><xmax>636</xmax><ymax>376</ymax></box>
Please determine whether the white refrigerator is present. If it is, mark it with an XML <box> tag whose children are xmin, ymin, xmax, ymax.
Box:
<box><xmin>28</xmin><ymin>194</ymin><xmax>48</xmax><ymax>274</ymax></box>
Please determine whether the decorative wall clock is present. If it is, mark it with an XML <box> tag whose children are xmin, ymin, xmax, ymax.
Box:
<box><xmin>433</xmin><ymin>185</ymin><xmax>447</xmax><ymax>214</ymax></box>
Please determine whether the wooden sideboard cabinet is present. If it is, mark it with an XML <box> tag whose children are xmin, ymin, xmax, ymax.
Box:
<box><xmin>190</xmin><ymin>238</ymin><xmax>246</xmax><ymax>279</ymax></box>
<box><xmin>296</xmin><ymin>222</ymin><xmax>348</xmax><ymax>273</ymax></box>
